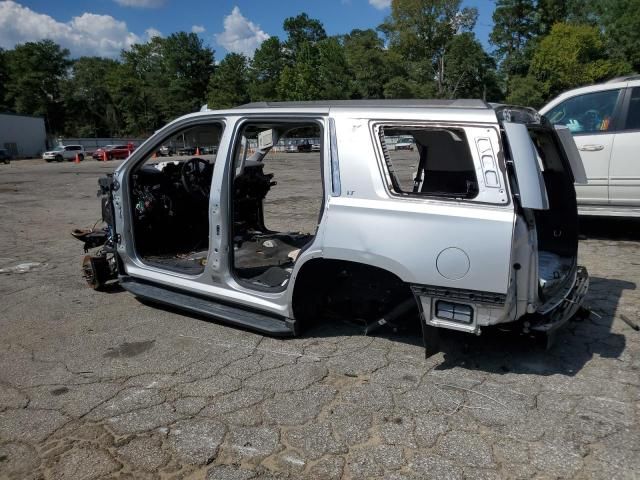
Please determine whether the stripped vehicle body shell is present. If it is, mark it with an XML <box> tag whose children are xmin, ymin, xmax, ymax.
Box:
<box><xmin>74</xmin><ymin>99</ymin><xmax>589</xmax><ymax>354</ymax></box>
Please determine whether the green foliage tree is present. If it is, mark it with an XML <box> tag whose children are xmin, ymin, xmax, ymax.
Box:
<box><xmin>490</xmin><ymin>0</ymin><xmax>537</xmax><ymax>78</ymax></box>
<box><xmin>64</xmin><ymin>57</ymin><xmax>120</xmax><ymax>137</ymax></box>
<box><xmin>4</xmin><ymin>3</ymin><xmax>640</xmax><ymax>137</ymax></box>
<box><xmin>277</xmin><ymin>42</ymin><xmax>321</xmax><ymax>101</ymax></box>
<box><xmin>383</xmin><ymin>77</ymin><xmax>416</xmax><ymax>98</ymax></box>
<box><xmin>530</xmin><ymin>23</ymin><xmax>632</xmax><ymax>99</ymax></box>
<box><xmin>595</xmin><ymin>0</ymin><xmax>640</xmax><ymax>71</ymax></box>
<box><xmin>283</xmin><ymin>13</ymin><xmax>327</xmax><ymax>60</ymax></box>
<box><xmin>317</xmin><ymin>37</ymin><xmax>352</xmax><ymax>99</ymax></box>
<box><xmin>442</xmin><ymin>32</ymin><xmax>501</xmax><ymax>100</ymax></box>
<box><xmin>343</xmin><ymin>29</ymin><xmax>403</xmax><ymax>99</ymax></box>
<box><xmin>535</xmin><ymin>0</ymin><xmax>568</xmax><ymax>35</ymax></box>
<box><xmin>110</xmin><ymin>33</ymin><xmax>213</xmax><ymax>136</ymax></box>
<box><xmin>277</xmin><ymin>36</ymin><xmax>353</xmax><ymax>101</ymax></box>
<box><xmin>207</xmin><ymin>53</ymin><xmax>250</xmax><ymax>109</ymax></box>
<box><xmin>159</xmin><ymin>32</ymin><xmax>215</xmax><ymax>118</ymax></box>
<box><xmin>4</xmin><ymin>40</ymin><xmax>71</xmax><ymax>134</ymax></box>
<box><xmin>249</xmin><ymin>37</ymin><xmax>285</xmax><ymax>101</ymax></box>
<box><xmin>117</xmin><ymin>37</ymin><xmax>165</xmax><ymax>135</ymax></box>
<box><xmin>505</xmin><ymin>75</ymin><xmax>546</xmax><ymax>108</ymax></box>
<box><xmin>380</xmin><ymin>0</ymin><xmax>478</xmax><ymax>95</ymax></box>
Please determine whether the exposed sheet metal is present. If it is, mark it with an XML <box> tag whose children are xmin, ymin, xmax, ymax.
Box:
<box><xmin>503</xmin><ymin>122</ymin><xmax>550</xmax><ymax>210</ymax></box>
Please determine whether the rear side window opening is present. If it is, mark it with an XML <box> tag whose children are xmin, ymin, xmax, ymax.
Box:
<box><xmin>378</xmin><ymin>126</ymin><xmax>479</xmax><ymax>200</ymax></box>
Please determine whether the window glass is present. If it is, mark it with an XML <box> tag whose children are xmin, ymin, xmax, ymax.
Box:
<box><xmin>379</xmin><ymin>127</ymin><xmax>478</xmax><ymax>199</ymax></box>
<box><xmin>546</xmin><ymin>89</ymin><xmax>620</xmax><ymax>134</ymax></box>
<box><xmin>625</xmin><ymin>87</ymin><xmax>640</xmax><ymax>130</ymax></box>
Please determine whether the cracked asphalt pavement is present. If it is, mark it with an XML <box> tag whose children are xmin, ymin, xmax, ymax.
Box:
<box><xmin>1</xmin><ymin>159</ymin><xmax>639</xmax><ymax>479</ymax></box>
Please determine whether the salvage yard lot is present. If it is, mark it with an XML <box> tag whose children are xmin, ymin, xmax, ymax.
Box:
<box><xmin>0</xmin><ymin>158</ymin><xmax>639</xmax><ymax>479</ymax></box>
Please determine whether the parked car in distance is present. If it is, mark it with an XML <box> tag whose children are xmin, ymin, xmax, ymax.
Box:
<box><xmin>177</xmin><ymin>146</ymin><xmax>197</xmax><ymax>156</ymax></box>
<box><xmin>297</xmin><ymin>140</ymin><xmax>312</xmax><ymax>152</ymax></box>
<box><xmin>285</xmin><ymin>143</ymin><xmax>298</xmax><ymax>153</ymax></box>
<box><xmin>74</xmin><ymin>99</ymin><xmax>589</xmax><ymax>356</ymax></box>
<box><xmin>540</xmin><ymin>74</ymin><xmax>640</xmax><ymax>217</ymax></box>
<box><xmin>0</xmin><ymin>148</ymin><xmax>12</xmax><ymax>164</ymax></box>
<box><xmin>199</xmin><ymin>145</ymin><xmax>218</xmax><ymax>155</ymax></box>
<box><xmin>311</xmin><ymin>143</ymin><xmax>321</xmax><ymax>152</ymax></box>
<box><xmin>394</xmin><ymin>136</ymin><xmax>415</xmax><ymax>150</ymax></box>
<box><xmin>43</xmin><ymin>145</ymin><xmax>85</xmax><ymax>162</ymax></box>
<box><xmin>92</xmin><ymin>145</ymin><xmax>133</xmax><ymax>160</ymax></box>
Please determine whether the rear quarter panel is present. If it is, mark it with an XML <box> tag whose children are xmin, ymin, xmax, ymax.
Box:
<box><xmin>321</xmin><ymin>113</ymin><xmax>516</xmax><ymax>294</ymax></box>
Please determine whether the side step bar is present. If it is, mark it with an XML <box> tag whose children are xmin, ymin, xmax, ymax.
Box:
<box><xmin>120</xmin><ymin>277</ymin><xmax>296</xmax><ymax>337</ymax></box>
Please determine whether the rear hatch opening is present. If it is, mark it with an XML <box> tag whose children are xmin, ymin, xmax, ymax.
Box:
<box><xmin>528</xmin><ymin>125</ymin><xmax>579</xmax><ymax>302</ymax></box>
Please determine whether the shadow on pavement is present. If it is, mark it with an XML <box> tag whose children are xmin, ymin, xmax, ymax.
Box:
<box><xmin>432</xmin><ymin>276</ymin><xmax>634</xmax><ymax>376</ymax></box>
<box><xmin>124</xmin><ymin>265</ymin><xmax>634</xmax><ymax>378</ymax></box>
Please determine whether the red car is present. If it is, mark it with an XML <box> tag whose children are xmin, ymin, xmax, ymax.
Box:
<box><xmin>92</xmin><ymin>144</ymin><xmax>135</xmax><ymax>160</ymax></box>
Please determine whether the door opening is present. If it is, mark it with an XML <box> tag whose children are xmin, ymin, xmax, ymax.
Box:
<box><xmin>231</xmin><ymin>122</ymin><xmax>324</xmax><ymax>290</ymax></box>
<box><xmin>130</xmin><ymin>122</ymin><xmax>223</xmax><ymax>274</ymax></box>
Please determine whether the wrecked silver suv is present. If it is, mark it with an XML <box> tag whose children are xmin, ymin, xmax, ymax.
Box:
<box><xmin>73</xmin><ymin>99</ymin><xmax>589</xmax><ymax>354</ymax></box>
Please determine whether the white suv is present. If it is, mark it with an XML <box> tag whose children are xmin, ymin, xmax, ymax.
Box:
<box><xmin>540</xmin><ymin>75</ymin><xmax>640</xmax><ymax>216</ymax></box>
<box><xmin>43</xmin><ymin>145</ymin><xmax>85</xmax><ymax>162</ymax></box>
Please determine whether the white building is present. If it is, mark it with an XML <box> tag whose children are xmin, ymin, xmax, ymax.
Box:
<box><xmin>0</xmin><ymin>113</ymin><xmax>47</xmax><ymax>158</ymax></box>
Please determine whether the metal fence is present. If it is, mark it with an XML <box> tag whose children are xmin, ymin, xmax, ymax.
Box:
<box><xmin>50</xmin><ymin>137</ymin><xmax>147</xmax><ymax>152</ymax></box>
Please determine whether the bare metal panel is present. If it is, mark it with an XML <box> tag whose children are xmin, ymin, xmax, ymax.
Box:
<box><xmin>503</xmin><ymin>122</ymin><xmax>549</xmax><ymax>210</ymax></box>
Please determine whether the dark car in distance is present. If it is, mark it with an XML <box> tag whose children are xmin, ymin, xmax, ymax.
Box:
<box><xmin>297</xmin><ymin>140</ymin><xmax>312</xmax><ymax>152</ymax></box>
<box><xmin>0</xmin><ymin>148</ymin><xmax>12</xmax><ymax>164</ymax></box>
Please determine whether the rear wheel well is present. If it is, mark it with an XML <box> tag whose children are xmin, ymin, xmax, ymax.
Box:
<box><xmin>292</xmin><ymin>258</ymin><xmax>416</xmax><ymax>330</ymax></box>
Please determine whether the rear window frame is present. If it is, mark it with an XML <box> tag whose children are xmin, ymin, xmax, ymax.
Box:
<box><xmin>371</xmin><ymin>121</ymin><xmax>510</xmax><ymax>206</ymax></box>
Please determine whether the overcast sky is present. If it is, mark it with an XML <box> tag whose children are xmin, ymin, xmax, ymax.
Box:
<box><xmin>0</xmin><ymin>0</ymin><xmax>495</xmax><ymax>59</ymax></box>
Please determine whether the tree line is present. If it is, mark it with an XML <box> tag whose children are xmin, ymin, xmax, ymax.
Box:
<box><xmin>0</xmin><ymin>0</ymin><xmax>638</xmax><ymax>138</ymax></box>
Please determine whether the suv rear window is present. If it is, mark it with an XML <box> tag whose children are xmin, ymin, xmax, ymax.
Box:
<box><xmin>378</xmin><ymin>126</ymin><xmax>478</xmax><ymax>199</ymax></box>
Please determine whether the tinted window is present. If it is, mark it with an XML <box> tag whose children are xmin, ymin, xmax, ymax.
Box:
<box><xmin>546</xmin><ymin>89</ymin><xmax>621</xmax><ymax>134</ymax></box>
<box><xmin>625</xmin><ymin>87</ymin><xmax>640</xmax><ymax>130</ymax></box>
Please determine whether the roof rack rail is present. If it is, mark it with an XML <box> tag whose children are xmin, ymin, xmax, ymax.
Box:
<box><xmin>606</xmin><ymin>74</ymin><xmax>640</xmax><ymax>83</ymax></box>
<box><xmin>235</xmin><ymin>99</ymin><xmax>491</xmax><ymax>109</ymax></box>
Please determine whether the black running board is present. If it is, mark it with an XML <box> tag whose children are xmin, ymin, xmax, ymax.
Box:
<box><xmin>120</xmin><ymin>277</ymin><xmax>296</xmax><ymax>336</ymax></box>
